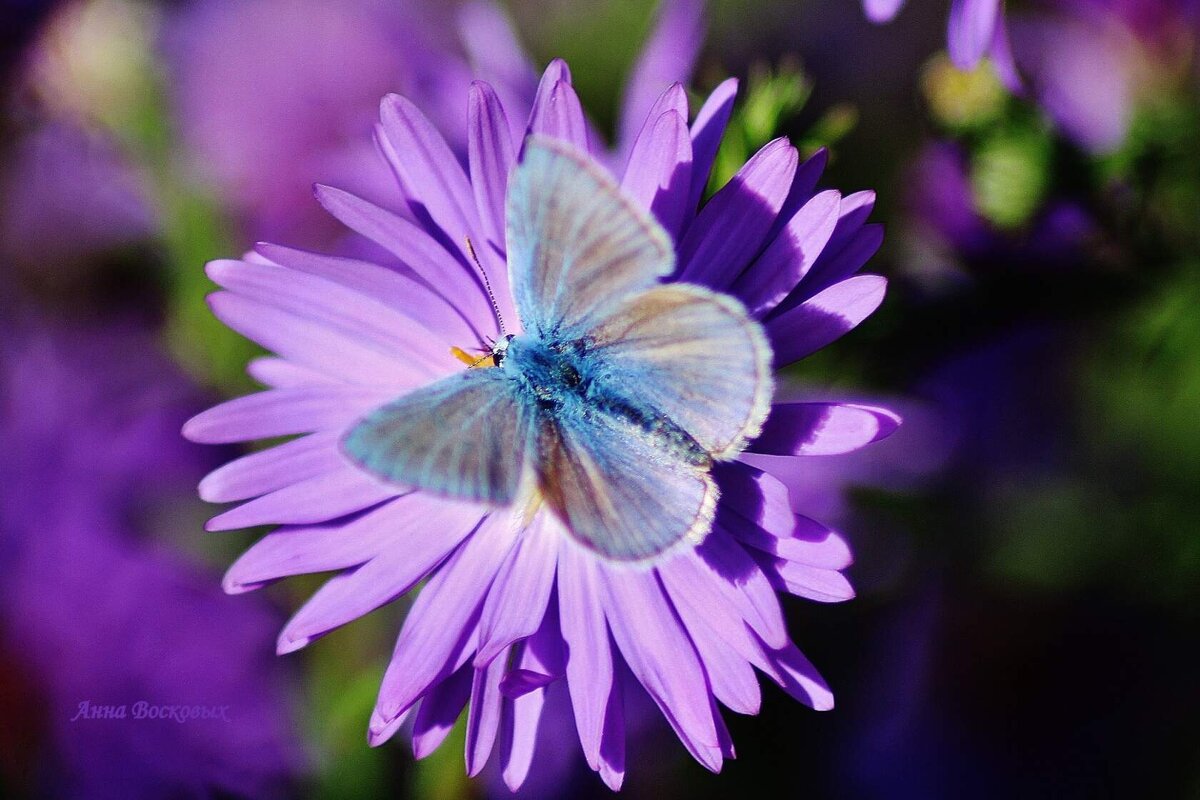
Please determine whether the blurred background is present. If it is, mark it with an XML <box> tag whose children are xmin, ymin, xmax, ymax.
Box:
<box><xmin>1</xmin><ymin>0</ymin><xmax>1199</xmax><ymax>797</ymax></box>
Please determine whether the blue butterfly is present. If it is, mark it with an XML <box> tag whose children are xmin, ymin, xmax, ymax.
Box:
<box><xmin>343</xmin><ymin>137</ymin><xmax>773</xmax><ymax>562</ymax></box>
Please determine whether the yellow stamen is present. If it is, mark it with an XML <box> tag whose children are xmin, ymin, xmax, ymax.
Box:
<box><xmin>450</xmin><ymin>346</ymin><xmax>496</xmax><ymax>368</ymax></box>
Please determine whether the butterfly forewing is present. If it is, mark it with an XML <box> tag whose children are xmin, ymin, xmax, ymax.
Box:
<box><xmin>341</xmin><ymin>369</ymin><xmax>534</xmax><ymax>503</ymax></box>
<box><xmin>506</xmin><ymin>138</ymin><xmax>675</xmax><ymax>334</ymax></box>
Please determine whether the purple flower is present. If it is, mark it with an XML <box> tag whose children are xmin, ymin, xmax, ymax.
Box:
<box><xmin>0</xmin><ymin>121</ymin><xmax>156</xmax><ymax>280</ymax></box>
<box><xmin>0</xmin><ymin>318</ymin><xmax>305</xmax><ymax>798</ymax></box>
<box><xmin>165</xmin><ymin>0</ymin><xmax>531</xmax><ymax>246</ymax></box>
<box><xmin>864</xmin><ymin>0</ymin><xmax>1019</xmax><ymax>85</ymax></box>
<box><xmin>184</xmin><ymin>56</ymin><xmax>896</xmax><ymax>790</ymax></box>
<box><xmin>1008</xmin><ymin>9</ymin><xmax>1153</xmax><ymax>154</ymax></box>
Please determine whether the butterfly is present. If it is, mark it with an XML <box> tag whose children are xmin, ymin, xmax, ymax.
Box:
<box><xmin>342</xmin><ymin>137</ymin><xmax>773</xmax><ymax>562</ymax></box>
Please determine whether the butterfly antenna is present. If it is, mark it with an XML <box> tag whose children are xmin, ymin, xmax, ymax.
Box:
<box><xmin>465</xmin><ymin>238</ymin><xmax>507</xmax><ymax>336</ymax></box>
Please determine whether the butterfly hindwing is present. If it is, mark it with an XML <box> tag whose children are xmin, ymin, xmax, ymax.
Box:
<box><xmin>587</xmin><ymin>282</ymin><xmax>774</xmax><ymax>459</ymax></box>
<box><xmin>506</xmin><ymin>138</ymin><xmax>675</xmax><ymax>334</ymax></box>
<box><xmin>341</xmin><ymin>368</ymin><xmax>533</xmax><ymax>503</ymax></box>
<box><xmin>536</xmin><ymin>410</ymin><xmax>718</xmax><ymax>562</ymax></box>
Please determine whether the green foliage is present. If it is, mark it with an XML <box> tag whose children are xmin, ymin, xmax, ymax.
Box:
<box><xmin>969</xmin><ymin>121</ymin><xmax>1054</xmax><ymax>230</ymax></box>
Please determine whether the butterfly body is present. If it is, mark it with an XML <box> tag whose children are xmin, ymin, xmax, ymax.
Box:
<box><xmin>501</xmin><ymin>330</ymin><xmax>712</xmax><ymax>468</ymax></box>
<box><xmin>343</xmin><ymin>138</ymin><xmax>773</xmax><ymax>562</ymax></box>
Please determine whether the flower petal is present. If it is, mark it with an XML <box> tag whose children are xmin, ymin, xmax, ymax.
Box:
<box><xmin>687</xmin><ymin>78</ymin><xmax>738</xmax><ymax>213</ymax></box>
<box><xmin>621</xmin><ymin>107</ymin><xmax>693</xmax><ymax>239</ymax></box>
<box><xmin>681</xmin><ymin>532</ymin><xmax>789</xmax><ymax>649</ymax></box>
<box><xmin>600</xmin><ymin>568</ymin><xmax>722</xmax><ymax>771</ymax></box>
<box><xmin>750</xmin><ymin>402</ymin><xmax>902</xmax><ymax>456</ymax></box>
<box><xmin>256</xmin><ymin>243</ymin><xmax>481</xmax><ymax>344</ymax></box>
<box><xmin>465</xmin><ymin>646</ymin><xmax>509</xmax><ymax>776</ymax></box>
<box><xmin>223</xmin><ymin>494</ymin><xmax>441</xmax><ymax>592</ymax></box>
<box><xmin>312</xmin><ymin>185</ymin><xmax>495</xmax><ymax>333</ymax></box>
<box><xmin>276</xmin><ymin>500</ymin><xmax>487</xmax><ymax>653</ymax></box>
<box><xmin>766</xmin><ymin>275</ymin><xmax>888</xmax><ymax>367</ymax></box>
<box><xmin>760</xmin><ymin>556</ymin><xmax>856</xmax><ymax>603</ymax></box>
<box><xmin>617</xmin><ymin>0</ymin><xmax>704</xmax><ymax>157</ymax></box>
<box><xmin>526</xmin><ymin>61</ymin><xmax>589</xmax><ymax>152</ymax></box>
<box><xmin>556</xmin><ymin>543</ymin><xmax>613</xmax><ymax>771</ymax></box>
<box><xmin>475</xmin><ymin>516</ymin><xmax>558</xmax><ymax>666</ymax></box>
<box><xmin>182</xmin><ymin>386</ymin><xmax>393</xmax><ymax>443</ymax></box>
<box><xmin>733</xmin><ymin>189</ymin><xmax>841</xmax><ymax>316</ymax></box>
<box><xmin>199</xmin><ymin>431</ymin><xmax>343</xmax><ymax>503</ymax></box>
<box><xmin>412</xmin><ymin>666</ymin><xmax>473</xmax><ymax>759</ymax></box>
<box><xmin>948</xmin><ymin>0</ymin><xmax>1001</xmax><ymax>69</ymax></box>
<box><xmin>207</xmin><ymin>291</ymin><xmax>421</xmax><ymax>387</ymax></box>
<box><xmin>668</xmin><ymin>584</ymin><xmax>762</xmax><ymax>714</ymax></box>
<box><xmin>205</xmin><ymin>467</ymin><xmax>394</xmax><ymax>531</ymax></box>
<box><xmin>678</xmin><ymin>137</ymin><xmax>798</xmax><ymax>290</ymax></box>
<box><xmin>467</xmin><ymin>81</ymin><xmax>516</xmax><ymax>250</ymax></box>
<box><xmin>373</xmin><ymin>514</ymin><xmax>519</xmax><ymax>728</ymax></box>
<box><xmin>244</xmin><ymin>357</ymin><xmax>331</xmax><ymax>389</ymax></box>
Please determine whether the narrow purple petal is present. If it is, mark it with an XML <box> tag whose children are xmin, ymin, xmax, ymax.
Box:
<box><xmin>199</xmin><ymin>430</ymin><xmax>343</xmax><ymax>502</ymax></box>
<box><xmin>206</xmin><ymin>259</ymin><xmax>456</xmax><ymax>376</ymax></box>
<box><xmin>863</xmin><ymin>0</ymin><xmax>907</xmax><ymax>23</ymax></box>
<box><xmin>182</xmin><ymin>385</ymin><xmax>393</xmax><ymax>444</ymax></box>
<box><xmin>713</xmin><ymin>462</ymin><xmax>796</xmax><ymax>536</ymax></box>
<box><xmin>276</xmin><ymin>500</ymin><xmax>487</xmax><ymax>653</ymax></box>
<box><xmin>617</xmin><ymin>0</ymin><xmax>704</xmax><ymax>157</ymax></box>
<box><xmin>766</xmin><ymin>275</ymin><xmax>888</xmax><ymax>367</ymax></box>
<box><xmin>948</xmin><ymin>0</ymin><xmax>1001</xmax><ymax>69</ymax></box>
<box><xmin>373</xmin><ymin>513</ymin><xmax>518</xmax><ymax>729</ymax></box>
<box><xmin>621</xmin><ymin>108</ymin><xmax>693</xmax><ymax>239</ymax></box>
<box><xmin>723</xmin><ymin>509</ymin><xmax>854</xmax><ymax>571</ymax></box>
<box><xmin>377</xmin><ymin>94</ymin><xmax>515</xmax><ymax>325</ymax></box>
<box><xmin>466</xmin><ymin>647</ymin><xmax>509</xmax><ymax>776</ymax></box>
<box><xmin>526</xmin><ymin>62</ymin><xmax>590</xmax><ymax>152</ymax></box>
<box><xmin>597</xmin><ymin>672</ymin><xmax>626</xmax><ymax>791</ymax></box>
<box><xmin>989</xmin><ymin>12</ymin><xmax>1021</xmax><ymax>91</ymax></box>
<box><xmin>733</xmin><ymin>189</ymin><xmax>841</xmax><ymax>316</ymax></box>
<box><xmin>367</xmin><ymin>707</ymin><xmax>412</xmax><ymax>748</ymax></box>
<box><xmin>222</xmin><ymin>494</ymin><xmax>445</xmax><ymax>592</ymax></box>
<box><xmin>255</xmin><ymin>243</ymin><xmax>481</xmax><ymax>345</ymax></box>
<box><xmin>456</xmin><ymin>2</ymin><xmax>539</xmax><ymax>120</ymax></box>
<box><xmin>467</xmin><ymin>81</ymin><xmax>516</xmax><ymax>250</ymax></box>
<box><xmin>556</xmin><ymin>543</ymin><xmax>613</xmax><ymax>770</ymax></box>
<box><xmin>412</xmin><ymin>666</ymin><xmax>473</xmax><ymax>759</ymax></box>
<box><xmin>678</xmin><ymin>138</ymin><xmax>798</xmax><ymax>290</ymax></box>
<box><xmin>669</xmin><ymin>586</ymin><xmax>762</xmax><ymax>714</ymax></box>
<box><xmin>600</xmin><ymin>568</ymin><xmax>722</xmax><ymax>771</ymax></box>
<box><xmin>687</xmin><ymin>78</ymin><xmax>739</xmax><ymax>214</ymax></box>
<box><xmin>378</xmin><ymin>93</ymin><xmax>482</xmax><ymax>242</ymax></box>
<box><xmin>679</xmin><ymin>532</ymin><xmax>789</xmax><ymax>649</ymax></box>
<box><xmin>244</xmin><ymin>357</ymin><xmax>330</xmax><ymax>389</ymax></box>
<box><xmin>207</xmin><ymin>291</ymin><xmax>422</xmax><ymax>387</ymax></box>
<box><xmin>499</xmin><ymin>678</ymin><xmax>544</xmax><ymax>791</ymax></box>
<box><xmin>749</xmin><ymin>402</ymin><xmax>902</xmax><ymax>456</ymax></box>
<box><xmin>762</xmin><ymin>640</ymin><xmax>835</xmax><ymax>711</ymax></box>
<box><xmin>205</xmin><ymin>467</ymin><xmax>395</xmax><ymax>531</ymax></box>
<box><xmin>760</xmin><ymin>555</ymin><xmax>856</xmax><ymax>603</ymax></box>
<box><xmin>312</xmin><ymin>185</ymin><xmax>495</xmax><ymax>332</ymax></box>
<box><xmin>475</xmin><ymin>517</ymin><xmax>558</xmax><ymax>666</ymax></box>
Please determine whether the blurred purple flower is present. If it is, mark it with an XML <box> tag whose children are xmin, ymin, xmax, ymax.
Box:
<box><xmin>903</xmin><ymin>142</ymin><xmax>1100</xmax><ymax>271</ymax></box>
<box><xmin>863</xmin><ymin>0</ymin><xmax>1018</xmax><ymax>84</ymax></box>
<box><xmin>0</xmin><ymin>121</ymin><xmax>156</xmax><ymax>279</ymax></box>
<box><xmin>0</xmin><ymin>318</ymin><xmax>305</xmax><ymax>798</ymax></box>
<box><xmin>184</xmin><ymin>39</ymin><xmax>896</xmax><ymax>788</ymax></box>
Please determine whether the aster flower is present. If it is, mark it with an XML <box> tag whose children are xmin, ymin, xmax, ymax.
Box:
<box><xmin>184</xmin><ymin>59</ymin><xmax>897</xmax><ymax>790</ymax></box>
